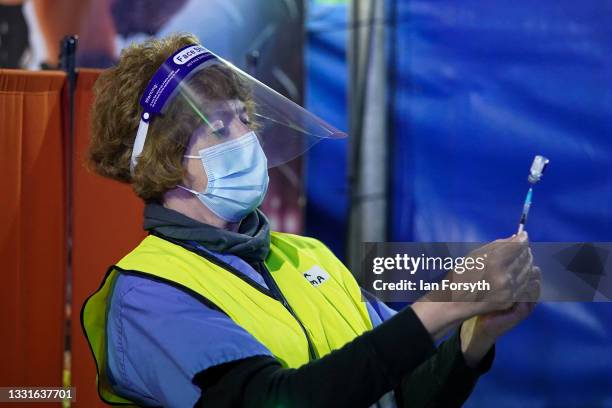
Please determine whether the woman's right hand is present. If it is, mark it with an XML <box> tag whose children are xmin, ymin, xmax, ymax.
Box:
<box><xmin>451</xmin><ymin>231</ymin><xmax>533</xmax><ymax>316</ymax></box>
<box><xmin>411</xmin><ymin>231</ymin><xmax>533</xmax><ymax>340</ymax></box>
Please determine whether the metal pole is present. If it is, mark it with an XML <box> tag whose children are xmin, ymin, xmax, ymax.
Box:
<box><xmin>347</xmin><ymin>0</ymin><xmax>388</xmax><ymax>280</ymax></box>
<box><xmin>59</xmin><ymin>35</ymin><xmax>78</xmax><ymax>402</ymax></box>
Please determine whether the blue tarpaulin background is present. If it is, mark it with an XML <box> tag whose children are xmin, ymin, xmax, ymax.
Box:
<box><xmin>305</xmin><ymin>1</ymin><xmax>612</xmax><ymax>406</ymax></box>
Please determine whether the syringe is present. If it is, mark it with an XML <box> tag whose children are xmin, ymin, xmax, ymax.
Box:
<box><xmin>517</xmin><ymin>155</ymin><xmax>550</xmax><ymax>234</ymax></box>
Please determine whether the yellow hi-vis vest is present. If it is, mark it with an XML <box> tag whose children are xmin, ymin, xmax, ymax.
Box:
<box><xmin>82</xmin><ymin>232</ymin><xmax>374</xmax><ymax>405</ymax></box>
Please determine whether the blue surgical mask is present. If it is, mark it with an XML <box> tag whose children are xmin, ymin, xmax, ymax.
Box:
<box><xmin>178</xmin><ymin>131</ymin><xmax>269</xmax><ymax>222</ymax></box>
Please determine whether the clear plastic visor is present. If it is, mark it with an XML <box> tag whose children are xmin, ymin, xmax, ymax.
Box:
<box><xmin>169</xmin><ymin>57</ymin><xmax>346</xmax><ymax>167</ymax></box>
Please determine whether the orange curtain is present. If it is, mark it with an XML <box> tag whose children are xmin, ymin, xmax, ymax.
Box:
<box><xmin>0</xmin><ymin>70</ymin><xmax>66</xmax><ymax>400</ymax></box>
<box><xmin>1</xmin><ymin>68</ymin><xmax>145</xmax><ymax>406</ymax></box>
<box><xmin>69</xmin><ymin>69</ymin><xmax>145</xmax><ymax>407</ymax></box>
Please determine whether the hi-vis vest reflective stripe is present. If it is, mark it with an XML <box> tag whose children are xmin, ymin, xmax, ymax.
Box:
<box><xmin>81</xmin><ymin>232</ymin><xmax>374</xmax><ymax>405</ymax></box>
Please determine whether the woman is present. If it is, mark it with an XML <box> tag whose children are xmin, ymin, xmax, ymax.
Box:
<box><xmin>82</xmin><ymin>34</ymin><xmax>540</xmax><ymax>408</ymax></box>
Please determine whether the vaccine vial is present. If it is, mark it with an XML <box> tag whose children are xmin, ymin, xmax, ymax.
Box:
<box><xmin>528</xmin><ymin>155</ymin><xmax>550</xmax><ymax>184</ymax></box>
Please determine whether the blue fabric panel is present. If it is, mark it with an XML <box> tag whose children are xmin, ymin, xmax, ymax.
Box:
<box><xmin>391</xmin><ymin>1</ymin><xmax>612</xmax><ymax>244</ymax></box>
<box><xmin>306</xmin><ymin>0</ymin><xmax>612</xmax><ymax>405</ymax></box>
<box><xmin>305</xmin><ymin>2</ymin><xmax>350</xmax><ymax>258</ymax></box>
<box><xmin>389</xmin><ymin>2</ymin><xmax>612</xmax><ymax>405</ymax></box>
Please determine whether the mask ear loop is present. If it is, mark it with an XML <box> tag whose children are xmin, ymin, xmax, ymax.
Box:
<box><xmin>176</xmin><ymin>185</ymin><xmax>199</xmax><ymax>195</ymax></box>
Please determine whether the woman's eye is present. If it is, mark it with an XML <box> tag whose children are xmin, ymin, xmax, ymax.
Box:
<box><xmin>240</xmin><ymin>114</ymin><xmax>252</xmax><ymax>127</ymax></box>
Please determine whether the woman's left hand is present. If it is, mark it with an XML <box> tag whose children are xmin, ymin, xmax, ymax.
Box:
<box><xmin>460</xmin><ymin>265</ymin><xmax>542</xmax><ymax>368</ymax></box>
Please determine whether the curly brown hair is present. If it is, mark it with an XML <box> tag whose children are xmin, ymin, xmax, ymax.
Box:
<box><xmin>88</xmin><ymin>33</ymin><xmax>253</xmax><ymax>201</ymax></box>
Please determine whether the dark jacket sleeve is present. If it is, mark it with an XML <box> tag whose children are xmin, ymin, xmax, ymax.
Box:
<box><xmin>395</xmin><ymin>329</ymin><xmax>495</xmax><ymax>408</ymax></box>
<box><xmin>194</xmin><ymin>307</ymin><xmax>436</xmax><ymax>408</ymax></box>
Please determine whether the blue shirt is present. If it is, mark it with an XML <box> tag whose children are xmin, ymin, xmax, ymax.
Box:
<box><xmin>106</xmin><ymin>249</ymin><xmax>397</xmax><ymax>407</ymax></box>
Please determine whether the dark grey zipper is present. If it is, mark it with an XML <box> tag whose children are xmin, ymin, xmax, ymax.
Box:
<box><xmin>255</xmin><ymin>262</ymin><xmax>318</xmax><ymax>361</ymax></box>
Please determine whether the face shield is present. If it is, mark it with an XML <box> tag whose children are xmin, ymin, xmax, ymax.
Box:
<box><xmin>130</xmin><ymin>44</ymin><xmax>346</xmax><ymax>173</ymax></box>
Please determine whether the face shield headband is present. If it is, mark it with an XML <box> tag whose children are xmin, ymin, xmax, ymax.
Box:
<box><xmin>130</xmin><ymin>44</ymin><xmax>216</xmax><ymax>174</ymax></box>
